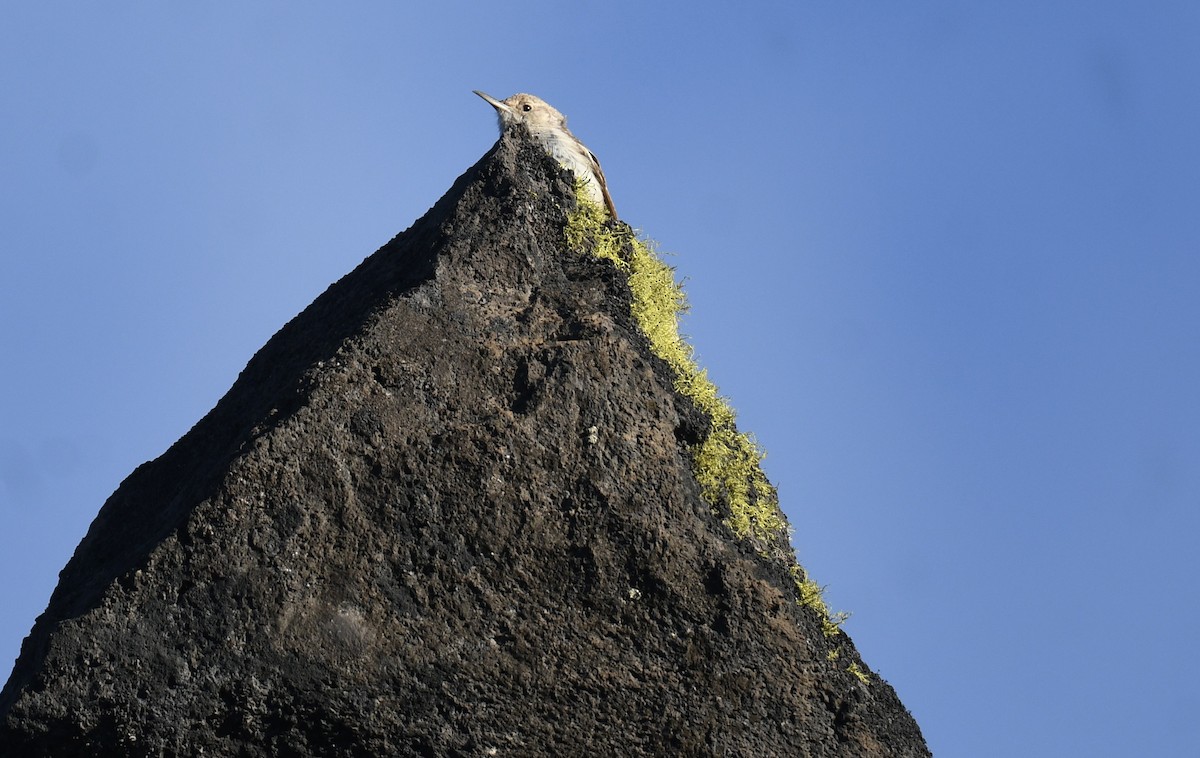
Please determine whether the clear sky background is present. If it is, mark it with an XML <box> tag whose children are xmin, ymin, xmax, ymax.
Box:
<box><xmin>2</xmin><ymin>3</ymin><xmax>1197</xmax><ymax>755</ymax></box>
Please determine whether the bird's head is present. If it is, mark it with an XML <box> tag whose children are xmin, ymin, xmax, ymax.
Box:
<box><xmin>474</xmin><ymin>91</ymin><xmax>568</xmax><ymax>134</ymax></box>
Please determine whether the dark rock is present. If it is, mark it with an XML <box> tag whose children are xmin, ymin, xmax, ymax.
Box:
<box><xmin>0</xmin><ymin>130</ymin><xmax>929</xmax><ymax>756</ymax></box>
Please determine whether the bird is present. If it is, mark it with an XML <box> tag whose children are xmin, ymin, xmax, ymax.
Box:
<box><xmin>474</xmin><ymin>90</ymin><xmax>617</xmax><ymax>220</ymax></box>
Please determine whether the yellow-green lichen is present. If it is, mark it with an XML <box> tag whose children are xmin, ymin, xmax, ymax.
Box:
<box><xmin>847</xmin><ymin>662</ymin><xmax>871</xmax><ymax>685</ymax></box>
<box><xmin>790</xmin><ymin>564</ymin><xmax>849</xmax><ymax>638</ymax></box>
<box><xmin>565</xmin><ymin>182</ymin><xmax>855</xmax><ymax>660</ymax></box>
<box><xmin>566</xmin><ymin>183</ymin><xmax>783</xmax><ymax>545</ymax></box>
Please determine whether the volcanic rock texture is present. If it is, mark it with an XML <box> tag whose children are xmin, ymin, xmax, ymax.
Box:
<box><xmin>0</xmin><ymin>131</ymin><xmax>930</xmax><ymax>756</ymax></box>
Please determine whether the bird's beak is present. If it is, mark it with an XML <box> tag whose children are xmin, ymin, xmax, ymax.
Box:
<box><xmin>473</xmin><ymin>90</ymin><xmax>511</xmax><ymax>114</ymax></box>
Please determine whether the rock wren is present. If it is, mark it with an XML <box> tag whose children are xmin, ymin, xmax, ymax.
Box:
<box><xmin>474</xmin><ymin>90</ymin><xmax>617</xmax><ymax>219</ymax></box>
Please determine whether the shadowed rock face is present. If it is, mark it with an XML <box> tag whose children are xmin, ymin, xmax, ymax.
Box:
<box><xmin>0</xmin><ymin>131</ymin><xmax>929</xmax><ymax>757</ymax></box>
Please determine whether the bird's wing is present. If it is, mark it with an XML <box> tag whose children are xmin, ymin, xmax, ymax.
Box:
<box><xmin>588</xmin><ymin>149</ymin><xmax>618</xmax><ymax>220</ymax></box>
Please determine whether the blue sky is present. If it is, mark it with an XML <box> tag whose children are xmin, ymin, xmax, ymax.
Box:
<box><xmin>2</xmin><ymin>3</ymin><xmax>1198</xmax><ymax>754</ymax></box>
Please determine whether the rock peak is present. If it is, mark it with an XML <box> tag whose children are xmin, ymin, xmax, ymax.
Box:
<box><xmin>1</xmin><ymin>131</ymin><xmax>928</xmax><ymax>756</ymax></box>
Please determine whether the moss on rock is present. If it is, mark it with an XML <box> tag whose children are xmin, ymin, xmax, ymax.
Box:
<box><xmin>565</xmin><ymin>183</ymin><xmax>850</xmax><ymax>639</ymax></box>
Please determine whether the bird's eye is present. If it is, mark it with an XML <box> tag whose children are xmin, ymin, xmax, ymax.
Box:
<box><xmin>522</xmin><ymin>104</ymin><xmax>532</xmax><ymax>112</ymax></box>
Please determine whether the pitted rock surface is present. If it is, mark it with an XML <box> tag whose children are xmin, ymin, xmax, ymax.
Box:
<box><xmin>0</xmin><ymin>131</ymin><xmax>929</xmax><ymax>757</ymax></box>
